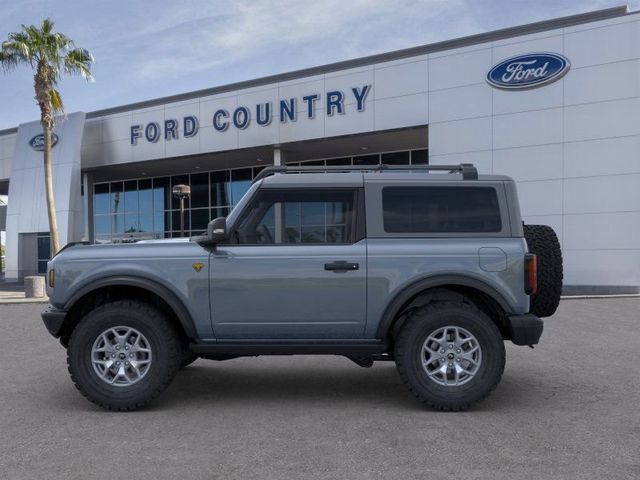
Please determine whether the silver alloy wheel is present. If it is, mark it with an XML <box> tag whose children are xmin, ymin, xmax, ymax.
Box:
<box><xmin>91</xmin><ymin>326</ymin><xmax>152</xmax><ymax>387</ymax></box>
<box><xmin>420</xmin><ymin>326</ymin><xmax>482</xmax><ymax>386</ymax></box>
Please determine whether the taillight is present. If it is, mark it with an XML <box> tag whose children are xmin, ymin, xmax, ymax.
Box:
<box><xmin>524</xmin><ymin>253</ymin><xmax>537</xmax><ymax>295</ymax></box>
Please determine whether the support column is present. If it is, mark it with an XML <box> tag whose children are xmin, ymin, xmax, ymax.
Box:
<box><xmin>273</xmin><ymin>147</ymin><xmax>284</xmax><ymax>243</ymax></box>
<box><xmin>82</xmin><ymin>172</ymin><xmax>92</xmax><ymax>242</ymax></box>
<box><xmin>273</xmin><ymin>147</ymin><xmax>284</xmax><ymax>166</ymax></box>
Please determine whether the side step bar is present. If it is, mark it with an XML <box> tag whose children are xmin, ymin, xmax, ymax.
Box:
<box><xmin>190</xmin><ymin>340</ymin><xmax>387</xmax><ymax>356</ymax></box>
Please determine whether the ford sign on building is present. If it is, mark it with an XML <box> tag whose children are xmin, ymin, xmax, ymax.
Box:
<box><xmin>0</xmin><ymin>5</ymin><xmax>639</xmax><ymax>295</ymax></box>
<box><xmin>486</xmin><ymin>53</ymin><xmax>571</xmax><ymax>89</ymax></box>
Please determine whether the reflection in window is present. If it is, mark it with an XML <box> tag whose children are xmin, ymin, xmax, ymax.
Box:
<box><xmin>236</xmin><ymin>190</ymin><xmax>354</xmax><ymax>245</ymax></box>
<box><xmin>92</xmin><ymin>149</ymin><xmax>424</xmax><ymax>243</ymax></box>
<box><xmin>230</xmin><ymin>168</ymin><xmax>252</xmax><ymax>204</ymax></box>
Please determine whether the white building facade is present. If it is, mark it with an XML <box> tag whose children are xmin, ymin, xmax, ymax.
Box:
<box><xmin>0</xmin><ymin>5</ymin><xmax>639</xmax><ymax>293</ymax></box>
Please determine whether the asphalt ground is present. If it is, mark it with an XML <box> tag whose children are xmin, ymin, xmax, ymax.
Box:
<box><xmin>0</xmin><ymin>299</ymin><xmax>639</xmax><ymax>480</ymax></box>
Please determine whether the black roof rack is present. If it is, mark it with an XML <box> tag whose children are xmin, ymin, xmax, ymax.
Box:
<box><xmin>252</xmin><ymin>163</ymin><xmax>478</xmax><ymax>183</ymax></box>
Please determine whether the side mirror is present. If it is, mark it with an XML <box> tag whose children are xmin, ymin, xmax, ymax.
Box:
<box><xmin>192</xmin><ymin>217</ymin><xmax>227</xmax><ymax>245</ymax></box>
<box><xmin>207</xmin><ymin>217</ymin><xmax>227</xmax><ymax>244</ymax></box>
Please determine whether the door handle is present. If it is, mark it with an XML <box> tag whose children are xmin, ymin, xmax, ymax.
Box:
<box><xmin>324</xmin><ymin>261</ymin><xmax>359</xmax><ymax>272</ymax></box>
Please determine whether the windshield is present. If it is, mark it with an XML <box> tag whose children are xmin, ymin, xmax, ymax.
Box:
<box><xmin>224</xmin><ymin>180</ymin><xmax>262</xmax><ymax>229</ymax></box>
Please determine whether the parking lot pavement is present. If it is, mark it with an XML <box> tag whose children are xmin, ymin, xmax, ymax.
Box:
<box><xmin>1</xmin><ymin>299</ymin><xmax>639</xmax><ymax>480</ymax></box>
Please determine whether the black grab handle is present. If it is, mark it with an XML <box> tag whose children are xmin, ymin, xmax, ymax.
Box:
<box><xmin>324</xmin><ymin>261</ymin><xmax>359</xmax><ymax>272</ymax></box>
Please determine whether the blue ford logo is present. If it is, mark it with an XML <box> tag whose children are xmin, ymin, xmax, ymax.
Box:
<box><xmin>487</xmin><ymin>53</ymin><xmax>570</xmax><ymax>90</ymax></box>
<box><xmin>29</xmin><ymin>133</ymin><xmax>59</xmax><ymax>151</ymax></box>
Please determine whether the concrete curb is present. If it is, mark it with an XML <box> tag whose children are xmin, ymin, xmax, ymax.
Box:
<box><xmin>0</xmin><ymin>297</ymin><xmax>50</xmax><ymax>305</ymax></box>
<box><xmin>561</xmin><ymin>294</ymin><xmax>640</xmax><ymax>300</ymax></box>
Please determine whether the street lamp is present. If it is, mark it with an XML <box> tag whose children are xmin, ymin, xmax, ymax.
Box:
<box><xmin>172</xmin><ymin>184</ymin><xmax>191</xmax><ymax>237</ymax></box>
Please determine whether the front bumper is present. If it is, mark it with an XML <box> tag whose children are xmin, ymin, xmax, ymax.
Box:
<box><xmin>507</xmin><ymin>313</ymin><xmax>543</xmax><ymax>346</ymax></box>
<box><xmin>41</xmin><ymin>305</ymin><xmax>68</xmax><ymax>338</ymax></box>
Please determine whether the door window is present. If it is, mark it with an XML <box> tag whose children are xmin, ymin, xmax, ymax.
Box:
<box><xmin>234</xmin><ymin>189</ymin><xmax>357</xmax><ymax>245</ymax></box>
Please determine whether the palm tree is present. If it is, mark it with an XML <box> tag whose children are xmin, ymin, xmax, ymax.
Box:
<box><xmin>0</xmin><ymin>18</ymin><xmax>93</xmax><ymax>254</ymax></box>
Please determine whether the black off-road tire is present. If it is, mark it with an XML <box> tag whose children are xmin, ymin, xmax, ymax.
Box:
<box><xmin>524</xmin><ymin>224</ymin><xmax>563</xmax><ymax>318</ymax></box>
<box><xmin>67</xmin><ymin>300</ymin><xmax>182</xmax><ymax>411</ymax></box>
<box><xmin>395</xmin><ymin>301</ymin><xmax>505</xmax><ymax>411</ymax></box>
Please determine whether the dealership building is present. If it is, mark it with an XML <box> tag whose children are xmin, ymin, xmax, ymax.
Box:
<box><xmin>0</xmin><ymin>5</ymin><xmax>639</xmax><ymax>293</ymax></box>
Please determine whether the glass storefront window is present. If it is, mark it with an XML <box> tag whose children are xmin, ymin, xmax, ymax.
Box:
<box><xmin>230</xmin><ymin>168</ymin><xmax>252</xmax><ymax>204</ymax></box>
<box><xmin>124</xmin><ymin>180</ymin><xmax>138</xmax><ymax>213</ymax></box>
<box><xmin>92</xmin><ymin>149</ymin><xmax>424</xmax><ymax>243</ymax></box>
<box><xmin>211</xmin><ymin>171</ymin><xmax>230</xmax><ymax>208</ymax></box>
<box><xmin>191</xmin><ymin>208</ymin><xmax>209</xmax><ymax>232</ymax></box>
<box><xmin>411</xmin><ymin>149</ymin><xmax>428</xmax><ymax>165</ymax></box>
<box><xmin>37</xmin><ymin>232</ymin><xmax>51</xmax><ymax>274</ymax></box>
<box><xmin>353</xmin><ymin>154</ymin><xmax>380</xmax><ymax>165</ymax></box>
<box><xmin>325</xmin><ymin>157</ymin><xmax>352</xmax><ymax>166</ymax></box>
<box><xmin>153</xmin><ymin>177</ymin><xmax>170</xmax><ymax>211</ymax></box>
<box><xmin>381</xmin><ymin>151</ymin><xmax>410</xmax><ymax>165</ymax></box>
<box><xmin>190</xmin><ymin>172</ymin><xmax>209</xmax><ymax>208</ymax></box>
<box><xmin>94</xmin><ymin>183</ymin><xmax>110</xmax><ymax>214</ymax></box>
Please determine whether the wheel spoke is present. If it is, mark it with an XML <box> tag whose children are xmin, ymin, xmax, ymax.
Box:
<box><xmin>421</xmin><ymin>325</ymin><xmax>482</xmax><ymax>387</ymax></box>
<box><xmin>92</xmin><ymin>326</ymin><xmax>152</xmax><ymax>387</ymax></box>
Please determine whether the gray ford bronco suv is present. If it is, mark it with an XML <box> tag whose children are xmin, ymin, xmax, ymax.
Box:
<box><xmin>42</xmin><ymin>164</ymin><xmax>563</xmax><ymax>411</ymax></box>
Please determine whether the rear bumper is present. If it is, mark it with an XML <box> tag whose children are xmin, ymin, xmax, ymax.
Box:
<box><xmin>507</xmin><ymin>313</ymin><xmax>543</xmax><ymax>346</ymax></box>
<box><xmin>41</xmin><ymin>305</ymin><xmax>68</xmax><ymax>338</ymax></box>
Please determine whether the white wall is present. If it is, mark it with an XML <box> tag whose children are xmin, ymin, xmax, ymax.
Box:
<box><xmin>427</xmin><ymin>12</ymin><xmax>640</xmax><ymax>289</ymax></box>
<box><xmin>0</xmin><ymin>132</ymin><xmax>16</xmax><ymax>181</ymax></box>
<box><xmin>4</xmin><ymin>113</ymin><xmax>85</xmax><ymax>279</ymax></box>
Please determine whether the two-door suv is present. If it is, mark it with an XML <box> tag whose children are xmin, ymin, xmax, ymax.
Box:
<box><xmin>42</xmin><ymin>164</ymin><xmax>563</xmax><ymax>411</ymax></box>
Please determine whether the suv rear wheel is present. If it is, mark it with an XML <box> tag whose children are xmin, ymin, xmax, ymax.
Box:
<box><xmin>67</xmin><ymin>300</ymin><xmax>182</xmax><ymax>411</ymax></box>
<box><xmin>395</xmin><ymin>301</ymin><xmax>505</xmax><ymax>411</ymax></box>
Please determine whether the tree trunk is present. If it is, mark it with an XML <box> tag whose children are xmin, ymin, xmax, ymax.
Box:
<box><xmin>43</xmin><ymin>125</ymin><xmax>61</xmax><ymax>254</ymax></box>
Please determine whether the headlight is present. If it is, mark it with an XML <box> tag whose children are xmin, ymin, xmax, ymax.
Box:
<box><xmin>48</xmin><ymin>269</ymin><xmax>55</xmax><ymax>288</ymax></box>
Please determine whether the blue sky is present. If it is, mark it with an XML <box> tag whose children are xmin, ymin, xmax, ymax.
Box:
<box><xmin>0</xmin><ymin>0</ymin><xmax>636</xmax><ymax>130</ymax></box>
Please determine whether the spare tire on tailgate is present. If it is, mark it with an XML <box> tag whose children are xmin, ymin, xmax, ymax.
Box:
<box><xmin>523</xmin><ymin>224</ymin><xmax>563</xmax><ymax>318</ymax></box>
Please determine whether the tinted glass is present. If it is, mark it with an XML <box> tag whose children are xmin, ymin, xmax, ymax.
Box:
<box><xmin>37</xmin><ymin>236</ymin><xmax>51</xmax><ymax>260</ymax></box>
<box><xmin>211</xmin><ymin>171</ymin><xmax>230</xmax><ymax>207</ymax></box>
<box><xmin>139</xmin><ymin>179</ymin><xmax>153</xmax><ymax>213</ymax></box>
<box><xmin>190</xmin><ymin>172</ymin><xmax>209</xmax><ymax>208</ymax></box>
<box><xmin>381</xmin><ymin>151</ymin><xmax>410</xmax><ymax>165</ymax></box>
<box><xmin>111</xmin><ymin>182</ymin><xmax>123</xmax><ymax>214</ymax></box>
<box><xmin>94</xmin><ymin>183</ymin><xmax>110</xmax><ymax>215</ymax></box>
<box><xmin>124</xmin><ymin>180</ymin><xmax>138</xmax><ymax>212</ymax></box>
<box><xmin>191</xmin><ymin>208</ymin><xmax>209</xmax><ymax>232</ymax></box>
<box><xmin>353</xmin><ymin>154</ymin><xmax>380</xmax><ymax>166</ymax></box>
<box><xmin>382</xmin><ymin>187</ymin><xmax>502</xmax><ymax>233</ymax></box>
<box><xmin>153</xmin><ymin>177</ymin><xmax>170</xmax><ymax>211</ymax></box>
<box><xmin>94</xmin><ymin>215</ymin><xmax>111</xmax><ymax>235</ymax></box>
<box><xmin>230</xmin><ymin>168</ymin><xmax>252</xmax><ymax>204</ymax></box>
<box><xmin>38</xmin><ymin>260</ymin><xmax>48</xmax><ymax>274</ymax></box>
<box><xmin>171</xmin><ymin>210</ymin><xmax>190</xmax><ymax>234</ymax></box>
<box><xmin>411</xmin><ymin>149</ymin><xmax>428</xmax><ymax>165</ymax></box>
<box><xmin>325</xmin><ymin>157</ymin><xmax>352</xmax><ymax>166</ymax></box>
<box><xmin>236</xmin><ymin>190</ymin><xmax>355</xmax><ymax>245</ymax></box>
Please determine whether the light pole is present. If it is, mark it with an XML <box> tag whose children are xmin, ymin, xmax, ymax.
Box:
<box><xmin>172</xmin><ymin>184</ymin><xmax>191</xmax><ymax>237</ymax></box>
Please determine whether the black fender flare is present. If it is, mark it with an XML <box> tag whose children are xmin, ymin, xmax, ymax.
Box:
<box><xmin>63</xmin><ymin>275</ymin><xmax>197</xmax><ymax>339</ymax></box>
<box><xmin>375</xmin><ymin>274</ymin><xmax>513</xmax><ymax>339</ymax></box>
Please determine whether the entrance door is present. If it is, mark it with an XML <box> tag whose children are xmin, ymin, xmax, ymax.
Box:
<box><xmin>209</xmin><ymin>188</ymin><xmax>367</xmax><ymax>339</ymax></box>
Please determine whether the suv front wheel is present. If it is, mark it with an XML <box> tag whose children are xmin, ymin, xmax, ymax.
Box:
<box><xmin>67</xmin><ymin>300</ymin><xmax>182</xmax><ymax>411</ymax></box>
<box><xmin>395</xmin><ymin>301</ymin><xmax>505</xmax><ymax>411</ymax></box>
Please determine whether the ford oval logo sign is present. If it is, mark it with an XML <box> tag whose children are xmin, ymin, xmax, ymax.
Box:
<box><xmin>487</xmin><ymin>53</ymin><xmax>570</xmax><ymax>90</ymax></box>
<box><xmin>29</xmin><ymin>133</ymin><xmax>59</xmax><ymax>151</ymax></box>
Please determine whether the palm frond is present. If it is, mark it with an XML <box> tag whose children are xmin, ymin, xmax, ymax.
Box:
<box><xmin>64</xmin><ymin>47</ymin><xmax>94</xmax><ymax>81</ymax></box>
<box><xmin>50</xmin><ymin>88</ymin><xmax>64</xmax><ymax>113</ymax></box>
<box><xmin>41</xmin><ymin>18</ymin><xmax>55</xmax><ymax>35</ymax></box>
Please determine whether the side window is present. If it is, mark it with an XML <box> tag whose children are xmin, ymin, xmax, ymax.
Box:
<box><xmin>382</xmin><ymin>186</ymin><xmax>502</xmax><ymax>233</ymax></box>
<box><xmin>235</xmin><ymin>189</ymin><xmax>356</xmax><ymax>244</ymax></box>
